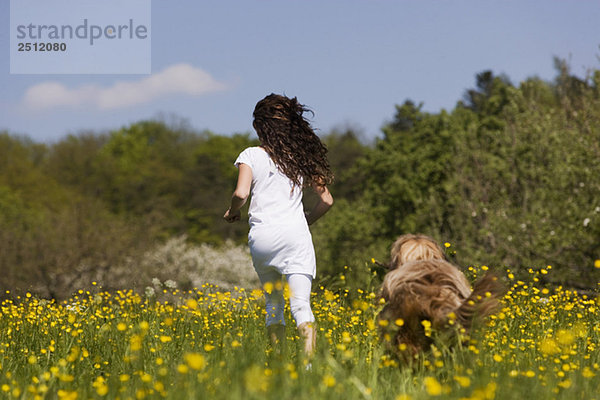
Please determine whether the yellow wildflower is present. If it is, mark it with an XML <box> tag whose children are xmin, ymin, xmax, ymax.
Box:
<box><xmin>184</xmin><ymin>353</ymin><xmax>206</xmax><ymax>370</ymax></box>
<box><xmin>423</xmin><ymin>377</ymin><xmax>442</xmax><ymax>396</ymax></box>
<box><xmin>323</xmin><ymin>375</ymin><xmax>336</xmax><ymax>388</ymax></box>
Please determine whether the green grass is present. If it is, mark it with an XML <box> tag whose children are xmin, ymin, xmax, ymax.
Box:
<box><xmin>1</xmin><ymin>266</ymin><xmax>599</xmax><ymax>400</ymax></box>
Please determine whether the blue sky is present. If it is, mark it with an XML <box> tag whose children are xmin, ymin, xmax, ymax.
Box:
<box><xmin>1</xmin><ymin>0</ymin><xmax>599</xmax><ymax>143</ymax></box>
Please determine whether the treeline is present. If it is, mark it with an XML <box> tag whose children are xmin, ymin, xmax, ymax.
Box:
<box><xmin>0</xmin><ymin>120</ymin><xmax>263</xmax><ymax>297</ymax></box>
<box><xmin>1</xmin><ymin>59</ymin><xmax>599</xmax><ymax>298</ymax></box>
<box><xmin>314</xmin><ymin>60</ymin><xmax>600</xmax><ymax>288</ymax></box>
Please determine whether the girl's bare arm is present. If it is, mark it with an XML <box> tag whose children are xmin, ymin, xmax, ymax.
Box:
<box><xmin>305</xmin><ymin>183</ymin><xmax>334</xmax><ymax>225</ymax></box>
<box><xmin>224</xmin><ymin>163</ymin><xmax>252</xmax><ymax>223</ymax></box>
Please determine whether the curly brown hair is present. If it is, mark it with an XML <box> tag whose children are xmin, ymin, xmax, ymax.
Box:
<box><xmin>252</xmin><ymin>93</ymin><xmax>334</xmax><ymax>187</ymax></box>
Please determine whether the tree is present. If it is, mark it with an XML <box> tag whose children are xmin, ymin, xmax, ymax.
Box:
<box><xmin>181</xmin><ymin>132</ymin><xmax>258</xmax><ymax>243</ymax></box>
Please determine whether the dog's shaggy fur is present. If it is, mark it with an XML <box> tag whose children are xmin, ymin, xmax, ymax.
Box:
<box><xmin>378</xmin><ymin>234</ymin><xmax>505</xmax><ymax>358</ymax></box>
<box><xmin>389</xmin><ymin>234</ymin><xmax>447</xmax><ymax>269</ymax></box>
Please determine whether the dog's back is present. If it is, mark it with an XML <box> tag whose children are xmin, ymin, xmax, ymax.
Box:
<box><xmin>380</xmin><ymin>259</ymin><xmax>471</xmax><ymax>327</ymax></box>
<box><xmin>379</xmin><ymin>258</ymin><xmax>505</xmax><ymax>357</ymax></box>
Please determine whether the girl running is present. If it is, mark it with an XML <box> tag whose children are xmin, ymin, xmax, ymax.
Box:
<box><xmin>224</xmin><ymin>93</ymin><xmax>334</xmax><ymax>357</ymax></box>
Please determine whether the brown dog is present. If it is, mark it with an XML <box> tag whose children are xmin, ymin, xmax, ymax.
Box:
<box><xmin>378</xmin><ymin>234</ymin><xmax>505</xmax><ymax>358</ymax></box>
<box><xmin>389</xmin><ymin>234</ymin><xmax>447</xmax><ymax>268</ymax></box>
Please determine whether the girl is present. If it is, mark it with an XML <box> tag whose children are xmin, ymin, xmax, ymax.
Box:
<box><xmin>224</xmin><ymin>93</ymin><xmax>334</xmax><ymax>357</ymax></box>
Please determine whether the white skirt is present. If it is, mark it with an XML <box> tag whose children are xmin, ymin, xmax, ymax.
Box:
<box><xmin>248</xmin><ymin>222</ymin><xmax>316</xmax><ymax>278</ymax></box>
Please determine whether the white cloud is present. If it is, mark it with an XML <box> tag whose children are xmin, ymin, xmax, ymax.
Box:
<box><xmin>22</xmin><ymin>64</ymin><xmax>227</xmax><ymax>110</ymax></box>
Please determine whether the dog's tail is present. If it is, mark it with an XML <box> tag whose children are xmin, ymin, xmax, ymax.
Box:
<box><xmin>456</xmin><ymin>271</ymin><xmax>506</xmax><ymax>330</ymax></box>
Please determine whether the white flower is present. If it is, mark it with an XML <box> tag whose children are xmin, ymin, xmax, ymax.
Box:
<box><xmin>66</xmin><ymin>303</ymin><xmax>85</xmax><ymax>313</ymax></box>
<box><xmin>164</xmin><ymin>280</ymin><xmax>177</xmax><ymax>289</ymax></box>
<box><xmin>152</xmin><ymin>278</ymin><xmax>162</xmax><ymax>287</ymax></box>
<box><xmin>144</xmin><ymin>286</ymin><xmax>156</xmax><ymax>297</ymax></box>
<box><xmin>583</xmin><ymin>218</ymin><xmax>590</xmax><ymax>227</ymax></box>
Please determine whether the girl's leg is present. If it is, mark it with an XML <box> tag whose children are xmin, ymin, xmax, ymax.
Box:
<box><xmin>255</xmin><ymin>267</ymin><xmax>286</xmax><ymax>353</ymax></box>
<box><xmin>256</xmin><ymin>268</ymin><xmax>285</xmax><ymax>327</ymax></box>
<box><xmin>285</xmin><ymin>273</ymin><xmax>315</xmax><ymax>326</ymax></box>
<box><xmin>285</xmin><ymin>273</ymin><xmax>316</xmax><ymax>356</ymax></box>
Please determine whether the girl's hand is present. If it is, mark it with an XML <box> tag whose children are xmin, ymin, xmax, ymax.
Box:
<box><xmin>223</xmin><ymin>208</ymin><xmax>241</xmax><ymax>223</ymax></box>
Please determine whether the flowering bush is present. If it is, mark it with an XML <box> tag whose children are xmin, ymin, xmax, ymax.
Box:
<box><xmin>138</xmin><ymin>235</ymin><xmax>259</xmax><ymax>290</ymax></box>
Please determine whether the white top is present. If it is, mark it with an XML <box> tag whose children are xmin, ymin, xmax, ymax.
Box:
<box><xmin>234</xmin><ymin>146</ymin><xmax>316</xmax><ymax>277</ymax></box>
<box><xmin>234</xmin><ymin>146</ymin><xmax>306</xmax><ymax>228</ymax></box>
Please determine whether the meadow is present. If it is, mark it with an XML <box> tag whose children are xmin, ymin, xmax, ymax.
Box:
<box><xmin>1</xmin><ymin>261</ymin><xmax>599</xmax><ymax>400</ymax></box>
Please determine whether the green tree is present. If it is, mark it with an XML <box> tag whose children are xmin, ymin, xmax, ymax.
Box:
<box><xmin>0</xmin><ymin>132</ymin><xmax>153</xmax><ymax>299</ymax></box>
<box><xmin>181</xmin><ymin>132</ymin><xmax>259</xmax><ymax>243</ymax></box>
<box><xmin>312</xmin><ymin>62</ymin><xmax>600</xmax><ymax>289</ymax></box>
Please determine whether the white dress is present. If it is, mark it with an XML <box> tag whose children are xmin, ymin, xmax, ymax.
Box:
<box><xmin>235</xmin><ymin>147</ymin><xmax>316</xmax><ymax>278</ymax></box>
